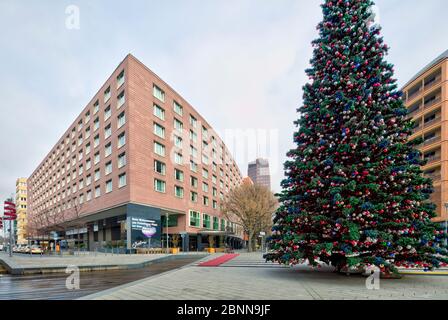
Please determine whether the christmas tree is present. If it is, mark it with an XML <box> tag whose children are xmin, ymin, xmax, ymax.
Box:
<box><xmin>266</xmin><ymin>0</ymin><xmax>448</xmax><ymax>276</ymax></box>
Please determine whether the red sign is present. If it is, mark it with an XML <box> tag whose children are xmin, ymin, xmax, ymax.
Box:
<box><xmin>3</xmin><ymin>201</ymin><xmax>17</xmax><ymax>221</ymax></box>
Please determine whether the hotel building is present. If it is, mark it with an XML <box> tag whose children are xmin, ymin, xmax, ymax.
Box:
<box><xmin>403</xmin><ymin>49</ymin><xmax>448</xmax><ymax>222</ymax></box>
<box><xmin>15</xmin><ymin>178</ymin><xmax>28</xmax><ymax>245</ymax></box>
<box><xmin>27</xmin><ymin>54</ymin><xmax>243</xmax><ymax>252</ymax></box>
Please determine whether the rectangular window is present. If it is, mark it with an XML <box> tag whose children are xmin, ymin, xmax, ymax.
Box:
<box><xmin>213</xmin><ymin>216</ymin><xmax>219</xmax><ymax>230</ymax></box>
<box><xmin>174</xmin><ymin>118</ymin><xmax>183</xmax><ymax>131</ymax></box>
<box><xmin>153</xmin><ymin>84</ymin><xmax>165</xmax><ymax>102</ymax></box>
<box><xmin>174</xmin><ymin>169</ymin><xmax>184</xmax><ymax>182</ymax></box>
<box><xmin>104</xmin><ymin>106</ymin><xmax>111</xmax><ymax>121</ymax></box>
<box><xmin>202</xmin><ymin>168</ymin><xmax>209</xmax><ymax>179</ymax></box>
<box><xmin>190</xmin><ymin>160</ymin><xmax>197</xmax><ymax>172</ymax></box>
<box><xmin>220</xmin><ymin>219</ymin><xmax>225</xmax><ymax>231</ymax></box>
<box><xmin>154</xmin><ymin>122</ymin><xmax>165</xmax><ymax>138</ymax></box>
<box><xmin>105</xmin><ymin>142</ymin><xmax>112</xmax><ymax>158</ymax></box>
<box><xmin>94</xmin><ymin>152</ymin><xmax>100</xmax><ymax>165</ymax></box>
<box><xmin>94</xmin><ymin>117</ymin><xmax>100</xmax><ymax>131</ymax></box>
<box><xmin>93</xmin><ymin>100</ymin><xmax>99</xmax><ymax>114</ymax></box>
<box><xmin>202</xmin><ymin>154</ymin><xmax>209</xmax><ymax>165</ymax></box>
<box><xmin>174</xmin><ymin>135</ymin><xmax>183</xmax><ymax>148</ymax></box>
<box><xmin>213</xmin><ymin>200</ymin><xmax>218</xmax><ymax>209</ymax></box>
<box><xmin>117</xmin><ymin>91</ymin><xmax>125</xmax><ymax>108</ymax></box>
<box><xmin>105</xmin><ymin>180</ymin><xmax>113</xmax><ymax>193</ymax></box>
<box><xmin>154</xmin><ymin>141</ymin><xmax>165</xmax><ymax>157</ymax></box>
<box><xmin>173</xmin><ymin>101</ymin><xmax>183</xmax><ymax>116</ymax></box>
<box><xmin>190</xmin><ymin>176</ymin><xmax>198</xmax><ymax>188</ymax></box>
<box><xmin>94</xmin><ymin>135</ymin><xmax>100</xmax><ymax>148</ymax></box>
<box><xmin>118</xmin><ymin>132</ymin><xmax>126</xmax><ymax>148</ymax></box>
<box><xmin>202</xmin><ymin>182</ymin><xmax>209</xmax><ymax>193</ymax></box>
<box><xmin>161</xmin><ymin>215</ymin><xmax>178</xmax><ymax>227</ymax></box>
<box><xmin>79</xmin><ymin>194</ymin><xmax>84</xmax><ymax>204</ymax></box>
<box><xmin>104</xmin><ymin>86</ymin><xmax>111</xmax><ymax>103</ymax></box>
<box><xmin>190</xmin><ymin>191</ymin><xmax>198</xmax><ymax>202</ymax></box>
<box><xmin>153</xmin><ymin>104</ymin><xmax>165</xmax><ymax>120</ymax></box>
<box><xmin>86</xmin><ymin>143</ymin><xmax>91</xmax><ymax>155</ymax></box>
<box><xmin>94</xmin><ymin>169</ymin><xmax>100</xmax><ymax>182</ymax></box>
<box><xmin>190</xmin><ymin>115</ymin><xmax>197</xmax><ymax>128</ymax></box>
<box><xmin>117</xmin><ymin>111</ymin><xmax>126</xmax><ymax>128</ymax></box>
<box><xmin>174</xmin><ymin>153</ymin><xmax>183</xmax><ymax>165</ymax></box>
<box><xmin>154</xmin><ymin>179</ymin><xmax>166</xmax><ymax>193</ymax></box>
<box><xmin>105</xmin><ymin>161</ymin><xmax>112</xmax><ymax>175</ymax></box>
<box><xmin>117</xmin><ymin>70</ymin><xmax>125</xmax><ymax>89</ymax></box>
<box><xmin>174</xmin><ymin>186</ymin><xmax>184</xmax><ymax>198</ymax></box>
<box><xmin>203</xmin><ymin>196</ymin><xmax>209</xmax><ymax>206</ymax></box>
<box><xmin>203</xmin><ymin>214</ymin><xmax>211</xmax><ymax>229</ymax></box>
<box><xmin>105</xmin><ymin>124</ymin><xmax>112</xmax><ymax>139</ymax></box>
<box><xmin>118</xmin><ymin>152</ymin><xmax>126</xmax><ymax>168</ymax></box>
<box><xmin>190</xmin><ymin>145</ymin><xmax>198</xmax><ymax>158</ymax></box>
<box><xmin>154</xmin><ymin>160</ymin><xmax>166</xmax><ymax>175</ymax></box>
<box><xmin>189</xmin><ymin>210</ymin><xmax>200</xmax><ymax>227</ymax></box>
<box><xmin>190</xmin><ymin>130</ymin><xmax>197</xmax><ymax>143</ymax></box>
<box><xmin>118</xmin><ymin>173</ymin><xmax>127</xmax><ymax>188</ymax></box>
<box><xmin>85</xmin><ymin>111</ymin><xmax>91</xmax><ymax>124</ymax></box>
<box><xmin>95</xmin><ymin>186</ymin><xmax>101</xmax><ymax>198</ymax></box>
<box><xmin>86</xmin><ymin>175</ymin><xmax>92</xmax><ymax>186</ymax></box>
<box><xmin>86</xmin><ymin>190</ymin><xmax>92</xmax><ymax>201</ymax></box>
<box><xmin>85</xmin><ymin>126</ymin><xmax>91</xmax><ymax>139</ymax></box>
<box><xmin>212</xmin><ymin>187</ymin><xmax>217</xmax><ymax>197</ymax></box>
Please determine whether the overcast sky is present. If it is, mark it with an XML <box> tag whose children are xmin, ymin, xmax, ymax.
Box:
<box><xmin>0</xmin><ymin>0</ymin><xmax>447</xmax><ymax>201</ymax></box>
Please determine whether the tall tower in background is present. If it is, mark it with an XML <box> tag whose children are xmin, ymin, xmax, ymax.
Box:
<box><xmin>15</xmin><ymin>178</ymin><xmax>27</xmax><ymax>245</ymax></box>
<box><xmin>247</xmin><ymin>158</ymin><xmax>271</xmax><ymax>190</ymax></box>
<box><xmin>403</xmin><ymin>49</ymin><xmax>448</xmax><ymax>222</ymax></box>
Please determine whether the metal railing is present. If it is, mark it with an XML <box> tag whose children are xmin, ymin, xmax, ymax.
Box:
<box><xmin>407</xmin><ymin>88</ymin><xmax>423</xmax><ymax>102</ymax></box>
<box><xmin>424</xmin><ymin>76</ymin><xmax>442</xmax><ymax>91</ymax></box>
<box><xmin>424</xmin><ymin>117</ymin><xmax>442</xmax><ymax>128</ymax></box>
<box><xmin>424</xmin><ymin>96</ymin><xmax>442</xmax><ymax>109</ymax></box>
<box><xmin>423</xmin><ymin>136</ymin><xmax>441</xmax><ymax>146</ymax></box>
<box><xmin>424</xmin><ymin>155</ymin><xmax>441</xmax><ymax>164</ymax></box>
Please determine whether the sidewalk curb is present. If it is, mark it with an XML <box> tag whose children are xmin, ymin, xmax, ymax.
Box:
<box><xmin>0</xmin><ymin>253</ymin><xmax>207</xmax><ymax>275</ymax></box>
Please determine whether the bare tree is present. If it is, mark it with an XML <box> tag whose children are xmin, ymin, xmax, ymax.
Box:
<box><xmin>222</xmin><ymin>183</ymin><xmax>278</xmax><ymax>252</ymax></box>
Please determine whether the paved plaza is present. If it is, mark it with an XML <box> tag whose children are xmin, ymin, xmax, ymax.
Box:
<box><xmin>80</xmin><ymin>252</ymin><xmax>448</xmax><ymax>300</ymax></box>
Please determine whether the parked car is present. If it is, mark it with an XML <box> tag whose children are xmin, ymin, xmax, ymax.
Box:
<box><xmin>30</xmin><ymin>245</ymin><xmax>43</xmax><ymax>255</ymax></box>
<box><xmin>0</xmin><ymin>244</ymin><xmax>4</xmax><ymax>251</ymax></box>
<box><xmin>23</xmin><ymin>246</ymin><xmax>31</xmax><ymax>254</ymax></box>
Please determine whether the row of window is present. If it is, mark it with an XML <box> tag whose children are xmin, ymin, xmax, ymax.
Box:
<box><xmin>33</xmin><ymin>152</ymin><xmax>127</xmax><ymax>207</ymax></box>
<box><xmin>32</xmin><ymin>69</ymin><xmax>127</xmax><ymax>186</ymax></box>
<box><xmin>154</xmin><ymin>178</ymin><xmax>220</xmax><ymax>208</ymax></box>
<box><xmin>188</xmin><ymin>210</ymin><xmax>236</xmax><ymax>232</ymax></box>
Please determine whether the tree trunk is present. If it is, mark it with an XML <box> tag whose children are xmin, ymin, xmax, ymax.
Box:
<box><xmin>247</xmin><ymin>233</ymin><xmax>253</xmax><ymax>252</ymax></box>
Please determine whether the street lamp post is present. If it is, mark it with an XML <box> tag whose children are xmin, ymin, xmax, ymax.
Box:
<box><xmin>165</xmin><ymin>212</ymin><xmax>169</xmax><ymax>254</ymax></box>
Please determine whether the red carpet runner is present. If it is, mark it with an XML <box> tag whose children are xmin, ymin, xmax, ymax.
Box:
<box><xmin>198</xmin><ymin>254</ymin><xmax>239</xmax><ymax>267</ymax></box>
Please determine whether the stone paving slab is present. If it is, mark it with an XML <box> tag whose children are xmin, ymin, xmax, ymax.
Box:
<box><xmin>81</xmin><ymin>252</ymin><xmax>448</xmax><ymax>300</ymax></box>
